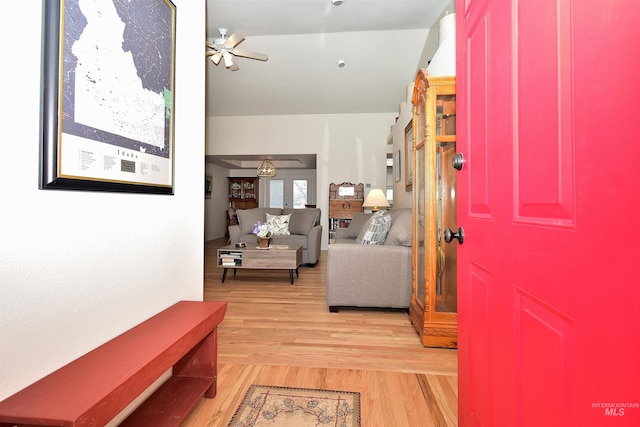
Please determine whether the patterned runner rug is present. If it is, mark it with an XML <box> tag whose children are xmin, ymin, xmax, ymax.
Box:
<box><xmin>228</xmin><ymin>385</ymin><xmax>361</xmax><ymax>426</ymax></box>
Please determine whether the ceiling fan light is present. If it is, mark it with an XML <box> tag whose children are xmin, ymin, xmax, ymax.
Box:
<box><xmin>223</xmin><ymin>51</ymin><xmax>235</xmax><ymax>68</ymax></box>
<box><xmin>210</xmin><ymin>53</ymin><xmax>221</xmax><ymax>65</ymax></box>
<box><xmin>257</xmin><ymin>159</ymin><xmax>276</xmax><ymax>177</ymax></box>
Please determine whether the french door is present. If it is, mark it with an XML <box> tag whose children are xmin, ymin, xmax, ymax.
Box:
<box><xmin>263</xmin><ymin>170</ymin><xmax>315</xmax><ymax>209</ymax></box>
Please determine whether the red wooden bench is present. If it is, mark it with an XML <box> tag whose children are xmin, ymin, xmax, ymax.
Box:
<box><xmin>0</xmin><ymin>300</ymin><xmax>227</xmax><ymax>427</ymax></box>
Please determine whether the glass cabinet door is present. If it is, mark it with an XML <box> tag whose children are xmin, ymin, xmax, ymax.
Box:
<box><xmin>435</xmin><ymin>94</ymin><xmax>457</xmax><ymax>314</ymax></box>
<box><xmin>415</xmin><ymin>144</ymin><xmax>426</xmax><ymax>310</ymax></box>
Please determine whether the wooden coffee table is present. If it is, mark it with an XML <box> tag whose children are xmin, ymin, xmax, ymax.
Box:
<box><xmin>217</xmin><ymin>244</ymin><xmax>303</xmax><ymax>284</ymax></box>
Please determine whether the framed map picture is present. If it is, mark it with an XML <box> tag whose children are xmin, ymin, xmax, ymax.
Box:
<box><xmin>40</xmin><ymin>0</ymin><xmax>177</xmax><ymax>194</ymax></box>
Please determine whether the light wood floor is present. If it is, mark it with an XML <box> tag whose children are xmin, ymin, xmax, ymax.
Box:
<box><xmin>182</xmin><ymin>239</ymin><xmax>458</xmax><ymax>426</ymax></box>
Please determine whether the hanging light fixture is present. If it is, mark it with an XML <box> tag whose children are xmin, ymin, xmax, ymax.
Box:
<box><xmin>257</xmin><ymin>159</ymin><xmax>276</xmax><ymax>177</ymax></box>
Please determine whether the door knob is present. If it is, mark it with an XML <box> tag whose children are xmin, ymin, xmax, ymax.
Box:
<box><xmin>452</xmin><ymin>153</ymin><xmax>465</xmax><ymax>171</ymax></box>
<box><xmin>444</xmin><ymin>227</ymin><xmax>464</xmax><ymax>244</ymax></box>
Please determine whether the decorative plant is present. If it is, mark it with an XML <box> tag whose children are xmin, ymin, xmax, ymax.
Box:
<box><xmin>253</xmin><ymin>221</ymin><xmax>273</xmax><ymax>238</ymax></box>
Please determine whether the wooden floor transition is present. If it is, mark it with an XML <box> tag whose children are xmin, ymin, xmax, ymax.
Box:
<box><xmin>182</xmin><ymin>238</ymin><xmax>458</xmax><ymax>426</ymax></box>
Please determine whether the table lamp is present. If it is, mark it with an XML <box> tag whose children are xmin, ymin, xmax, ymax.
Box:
<box><xmin>363</xmin><ymin>188</ymin><xmax>390</xmax><ymax>212</ymax></box>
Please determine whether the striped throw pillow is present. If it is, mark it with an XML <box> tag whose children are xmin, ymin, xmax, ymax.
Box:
<box><xmin>356</xmin><ymin>211</ymin><xmax>392</xmax><ymax>245</ymax></box>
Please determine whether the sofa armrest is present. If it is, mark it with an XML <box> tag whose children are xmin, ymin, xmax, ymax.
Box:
<box><xmin>228</xmin><ymin>224</ymin><xmax>241</xmax><ymax>245</ymax></box>
<box><xmin>306</xmin><ymin>224</ymin><xmax>322</xmax><ymax>264</ymax></box>
<box><xmin>326</xmin><ymin>244</ymin><xmax>412</xmax><ymax>309</ymax></box>
<box><xmin>334</xmin><ymin>227</ymin><xmax>353</xmax><ymax>240</ymax></box>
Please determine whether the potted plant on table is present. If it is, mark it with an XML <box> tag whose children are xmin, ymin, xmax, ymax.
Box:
<box><xmin>253</xmin><ymin>221</ymin><xmax>273</xmax><ymax>248</ymax></box>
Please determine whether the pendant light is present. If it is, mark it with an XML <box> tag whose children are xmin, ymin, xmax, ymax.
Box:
<box><xmin>257</xmin><ymin>159</ymin><xmax>276</xmax><ymax>177</ymax></box>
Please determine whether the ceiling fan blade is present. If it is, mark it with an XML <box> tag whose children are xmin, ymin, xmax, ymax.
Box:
<box><xmin>225</xmin><ymin>31</ymin><xmax>245</xmax><ymax>49</ymax></box>
<box><xmin>231</xmin><ymin>49</ymin><xmax>268</xmax><ymax>62</ymax></box>
<box><xmin>229</xmin><ymin>62</ymin><xmax>239</xmax><ymax>71</ymax></box>
<box><xmin>210</xmin><ymin>53</ymin><xmax>222</xmax><ymax>65</ymax></box>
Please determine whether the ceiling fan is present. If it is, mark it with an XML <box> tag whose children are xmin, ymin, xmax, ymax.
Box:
<box><xmin>205</xmin><ymin>28</ymin><xmax>268</xmax><ymax>71</ymax></box>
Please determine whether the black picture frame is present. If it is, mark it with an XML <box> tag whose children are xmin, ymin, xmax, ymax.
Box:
<box><xmin>40</xmin><ymin>0</ymin><xmax>177</xmax><ymax>194</ymax></box>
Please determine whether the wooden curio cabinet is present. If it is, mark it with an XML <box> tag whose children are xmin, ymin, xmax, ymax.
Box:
<box><xmin>228</xmin><ymin>177</ymin><xmax>259</xmax><ymax>210</ymax></box>
<box><xmin>409</xmin><ymin>71</ymin><xmax>458</xmax><ymax>348</ymax></box>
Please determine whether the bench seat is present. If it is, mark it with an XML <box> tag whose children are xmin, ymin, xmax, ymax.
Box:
<box><xmin>0</xmin><ymin>300</ymin><xmax>227</xmax><ymax>427</ymax></box>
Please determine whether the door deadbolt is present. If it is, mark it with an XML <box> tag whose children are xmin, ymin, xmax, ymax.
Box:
<box><xmin>452</xmin><ymin>153</ymin><xmax>465</xmax><ymax>171</ymax></box>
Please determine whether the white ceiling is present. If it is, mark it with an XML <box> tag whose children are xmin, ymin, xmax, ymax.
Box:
<box><xmin>205</xmin><ymin>0</ymin><xmax>453</xmax><ymax>170</ymax></box>
<box><xmin>205</xmin><ymin>0</ymin><xmax>453</xmax><ymax>117</ymax></box>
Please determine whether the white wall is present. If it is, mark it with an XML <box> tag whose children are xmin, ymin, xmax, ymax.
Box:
<box><xmin>206</xmin><ymin>113</ymin><xmax>397</xmax><ymax>248</ymax></box>
<box><xmin>391</xmin><ymin>99</ymin><xmax>415</xmax><ymax>209</ymax></box>
<box><xmin>204</xmin><ymin>162</ymin><xmax>231</xmax><ymax>241</ymax></box>
<box><xmin>0</xmin><ymin>0</ymin><xmax>207</xmax><ymax>400</ymax></box>
<box><xmin>392</xmin><ymin>0</ymin><xmax>457</xmax><ymax>209</ymax></box>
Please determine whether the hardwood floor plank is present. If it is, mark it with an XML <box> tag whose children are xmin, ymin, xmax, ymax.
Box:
<box><xmin>182</xmin><ymin>238</ymin><xmax>458</xmax><ymax>426</ymax></box>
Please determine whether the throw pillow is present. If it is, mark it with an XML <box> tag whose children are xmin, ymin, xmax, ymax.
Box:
<box><xmin>356</xmin><ymin>211</ymin><xmax>392</xmax><ymax>245</ymax></box>
<box><xmin>266</xmin><ymin>213</ymin><xmax>292</xmax><ymax>235</ymax></box>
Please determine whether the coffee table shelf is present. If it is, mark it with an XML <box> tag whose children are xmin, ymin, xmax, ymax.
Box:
<box><xmin>217</xmin><ymin>245</ymin><xmax>303</xmax><ymax>284</ymax></box>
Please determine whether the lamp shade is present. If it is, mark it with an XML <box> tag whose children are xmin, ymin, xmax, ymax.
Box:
<box><xmin>363</xmin><ymin>188</ymin><xmax>390</xmax><ymax>211</ymax></box>
<box><xmin>257</xmin><ymin>159</ymin><xmax>276</xmax><ymax>177</ymax></box>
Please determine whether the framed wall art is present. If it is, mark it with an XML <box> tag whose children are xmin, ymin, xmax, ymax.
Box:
<box><xmin>40</xmin><ymin>0</ymin><xmax>177</xmax><ymax>194</ymax></box>
<box><xmin>404</xmin><ymin>121</ymin><xmax>413</xmax><ymax>191</ymax></box>
<box><xmin>205</xmin><ymin>174</ymin><xmax>213</xmax><ymax>199</ymax></box>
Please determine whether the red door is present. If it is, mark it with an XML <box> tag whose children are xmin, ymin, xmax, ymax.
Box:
<box><xmin>456</xmin><ymin>0</ymin><xmax>640</xmax><ymax>425</ymax></box>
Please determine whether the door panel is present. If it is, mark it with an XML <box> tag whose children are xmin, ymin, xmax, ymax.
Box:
<box><xmin>458</xmin><ymin>0</ymin><xmax>640</xmax><ymax>425</ymax></box>
<box><xmin>515</xmin><ymin>0</ymin><xmax>575</xmax><ymax>225</ymax></box>
<box><xmin>516</xmin><ymin>290</ymin><xmax>576</xmax><ymax>427</ymax></box>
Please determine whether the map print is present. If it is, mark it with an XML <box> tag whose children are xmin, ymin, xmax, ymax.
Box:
<box><xmin>62</xmin><ymin>0</ymin><xmax>173</xmax><ymax>159</ymax></box>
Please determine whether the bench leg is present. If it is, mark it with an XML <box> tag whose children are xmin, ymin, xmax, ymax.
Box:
<box><xmin>221</xmin><ymin>268</ymin><xmax>227</xmax><ymax>283</ymax></box>
<box><xmin>173</xmin><ymin>329</ymin><xmax>218</xmax><ymax>398</ymax></box>
<box><xmin>289</xmin><ymin>269</ymin><xmax>294</xmax><ymax>285</ymax></box>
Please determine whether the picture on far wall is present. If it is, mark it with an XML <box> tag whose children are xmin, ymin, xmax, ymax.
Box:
<box><xmin>205</xmin><ymin>174</ymin><xmax>213</xmax><ymax>199</ymax></box>
<box><xmin>394</xmin><ymin>150</ymin><xmax>401</xmax><ymax>182</ymax></box>
<box><xmin>404</xmin><ymin>121</ymin><xmax>413</xmax><ymax>191</ymax></box>
<box><xmin>40</xmin><ymin>0</ymin><xmax>177</xmax><ymax>194</ymax></box>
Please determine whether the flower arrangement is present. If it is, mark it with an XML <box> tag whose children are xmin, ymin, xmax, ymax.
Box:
<box><xmin>253</xmin><ymin>221</ymin><xmax>273</xmax><ymax>238</ymax></box>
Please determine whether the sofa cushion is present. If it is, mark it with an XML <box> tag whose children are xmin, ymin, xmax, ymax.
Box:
<box><xmin>357</xmin><ymin>211</ymin><xmax>392</xmax><ymax>245</ymax></box>
<box><xmin>384</xmin><ymin>208</ymin><xmax>412</xmax><ymax>247</ymax></box>
<box><xmin>237</xmin><ymin>208</ymin><xmax>282</xmax><ymax>235</ymax></box>
<box><xmin>266</xmin><ymin>213</ymin><xmax>291</xmax><ymax>235</ymax></box>
<box><xmin>284</xmin><ymin>208</ymin><xmax>320</xmax><ymax>235</ymax></box>
<box><xmin>272</xmin><ymin>234</ymin><xmax>308</xmax><ymax>250</ymax></box>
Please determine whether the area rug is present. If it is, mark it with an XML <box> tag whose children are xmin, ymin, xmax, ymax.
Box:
<box><xmin>228</xmin><ymin>384</ymin><xmax>361</xmax><ymax>427</ymax></box>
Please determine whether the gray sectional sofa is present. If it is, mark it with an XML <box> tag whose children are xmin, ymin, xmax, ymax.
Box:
<box><xmin>228</xmin><ymin>207</ymin><xmax>323</xmax><ymax>266</ymax></box>
<box><xmin>326</xmin><ymin>208</ymin><xmax>413</xmax><ymax>312</ymax></box>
